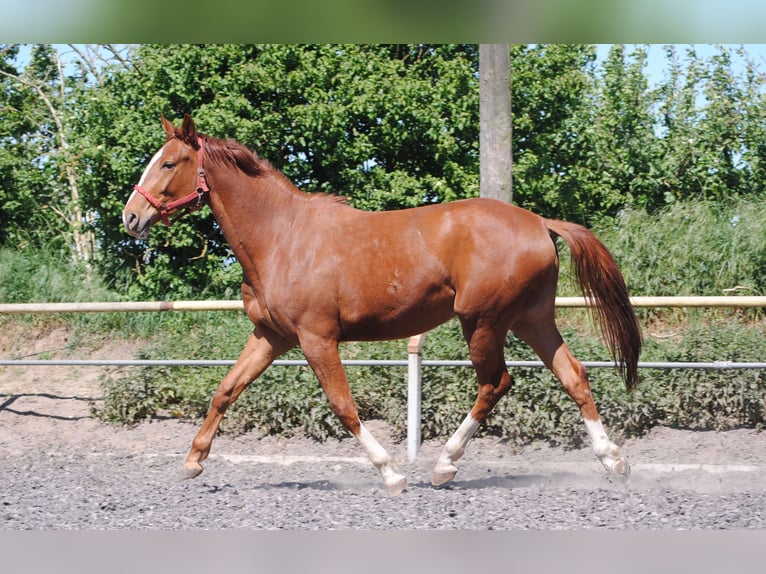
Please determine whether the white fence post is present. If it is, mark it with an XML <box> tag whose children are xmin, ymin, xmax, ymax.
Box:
<box><xmin>407</xmin><ymin>333</ymin><xmax>426</xmax><ymax>462</ymax></box>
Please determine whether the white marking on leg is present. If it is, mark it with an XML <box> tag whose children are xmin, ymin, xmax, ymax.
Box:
<box><xmin>584</xmin><ymin>418</ymin><xmax>628</xmax><ymax>475</ymax></box>
<box><xmin>445</xmin><ymin>413</ymin><xmax>481</xmax><ymax>462</ymax></box>
<box><xmin>433</xmin><ymin>413</ymin><xmax>480</xmax><ymax>485</ymax></box>
<box><xmin>584</xmin><ymin>418</ymin><xmax>613</xmax><ymax>455</ymax></box>
<box><xmin>356</xmin><ymin>422</ymin><xmax>406</xmax><ymax>495</ymax></box>
<box><xmin>356</xmin><ymin>423</ymin><xmax>390</xmax><ymax>469</ymax></box>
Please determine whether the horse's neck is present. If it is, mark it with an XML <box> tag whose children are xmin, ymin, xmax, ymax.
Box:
<box><xmin>208</xmin><ymin>169</ymin><xmax>299</xmax><ymax>277</ymax></box>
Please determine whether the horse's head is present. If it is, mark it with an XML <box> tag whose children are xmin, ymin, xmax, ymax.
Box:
<box><xmin>122</xmin><ymin>115</ymin><xmax>209</xmax><ymax>239</ymax></box>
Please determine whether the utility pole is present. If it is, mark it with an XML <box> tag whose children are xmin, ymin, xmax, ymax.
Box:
<box><xmin>479</xmin><ymin>44</ymin><xmax>512</xmax><ymax>203</ymax></box>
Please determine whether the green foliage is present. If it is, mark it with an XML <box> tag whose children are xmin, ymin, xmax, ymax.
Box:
<box><xmin>583</xmin><ymin>45</ymin><xmax>662</xmax><ymax>213</ymax></box>
<box><xmin>6</xmin><ymin>43</ymin><xmax>766</xmax><ymax>298</ymax></box>
<box><xmin>93</xmin><ymin>311</ymin><xmax>766</xmax><ymax>448</ymax></box>
<box><xmin>0</xmin><ymin>44</ymin><xmax>99</xmax><ymax>261</ymax></box>
<box><xmin>0</xmin><ymin>46</ymin><xmax>64</xmax><ymax>251</ymax></box>
<box><xmin>595</xmin><ymin>198</ymin><xmax>766</xmax><ymax>296</ymax></box>
<box><xmin>510</xmin><ymin>44</ymin><xmax>599</xmax><ymax>220</ymax></box>
<box><xmin>511</xmin><ymin>44</ymin><xmax>766</xmax><ymax>224</ymax></box>
<box><xmin>98</xmin><ymin>369</ymin><xmax>164</xmax><ymax>425</ymax></box>
<box><xmin>647</xmin><ymin>322</ymin><xmax>766</xmax><ymax>430</ymax></box>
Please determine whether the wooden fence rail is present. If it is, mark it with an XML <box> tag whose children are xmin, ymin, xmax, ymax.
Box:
<box><xmin>1</xmin><ymin>295</ymin><xmax>765</xmax><ymax>315</ymax></box>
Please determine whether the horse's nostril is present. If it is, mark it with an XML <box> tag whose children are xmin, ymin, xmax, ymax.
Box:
<box><xmin>124</xmin><ymin>211</ymin><xmax>140</xmax><ymax>234</ymax></box>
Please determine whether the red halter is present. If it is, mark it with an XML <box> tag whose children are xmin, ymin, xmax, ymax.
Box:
<box><xmin>132</xmin><ymin>137</ymin><xmax>210</xmax><ymax>226</ymax></box>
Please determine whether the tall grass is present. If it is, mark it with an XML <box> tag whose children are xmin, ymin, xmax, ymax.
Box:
<box><xmin>0</xmin><ymin>245</ymin><xmax>250</xmax><ymax>339</ymax></box>
<box><xmin>0</xmin><ymin>246</ymin><xmax>113</xmax><ymax>304</ymax></box>
<box><xmin>594</xmin><ymin>198</ymin><xmax>766</xmax><ymax>297</ymax></box>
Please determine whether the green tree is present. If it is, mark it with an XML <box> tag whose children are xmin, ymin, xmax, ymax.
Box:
<box><xmin>654</xmin><ymin>45</ymin><xmax>704</xmax><ymax>204</ymax></box>
<box><xmin>654</xmin><ymin>45</ymin><xmax>766</xmax><ymax>205</ymax></box>
<box><xmin>0</xmin><ymin>44</ymin><xmax>96</xmax><ymax>263</ymax></box>
<box><xmin>510</xmin><ymin>44</ymin><xmax>598</xmax><ymax>222</ymax></box>
<box><xmin>586</xmin><ymin>45</ymin><xmax>661</xmax><ymax>214</ymax></box>
<box><xmin>77</xmin><ymin>44</ymin><xmax>480</xmax><ymax>299</ymax></box>
<box><xmin>693</xmin><ymin>46</ymin><xmax>745</xmax><ymax>202</ymax></box>
<box><xmin>0</xmin><ymin>44</ymin><xmax>35</xmax><ymax>247</ymax></box>
<box><xmin>0</xmin><ymin>44</ymin><xmax>64</xmax><ymax>250</ymax></box>
<box><xmin>738</xmin><ymin>48</ymin><xmax>766</xmax><ymax>198</ymax></box>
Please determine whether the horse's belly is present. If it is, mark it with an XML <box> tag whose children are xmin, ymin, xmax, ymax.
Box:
<box><xmin>338</xmin><ymin>286</ymin><xmax>456</xmax><ymax>342</ymax></box>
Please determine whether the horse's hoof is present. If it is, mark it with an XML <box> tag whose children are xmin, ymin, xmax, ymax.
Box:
<box><xmin>607</xmin><ymin>456</ymin><xmax>630</xmax><ymax>480</ymax></box>
<box><xmin>614</xmin><ymin>456</ymin><xmax>630</xmax><ymax>477</ymax></box>
<box><xmin>177</xmin><ymin>462</ymin><xmax>204</xmax><ymax>481</ymax></box>
<box><xmin>431</xmin><ymin>464</ymin><xmax>458</xmax><ymax>487</ymax></box>
<box><xmin>384</xmin><ymin>473</ymin><xmax>407</xmax><ymax>496</ymax></box>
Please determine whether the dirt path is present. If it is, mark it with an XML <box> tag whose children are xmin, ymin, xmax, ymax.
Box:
<box><xmin>2</xmin><ymin>325</ymin><xmax>766</xmax><ymax>529</ymax></box>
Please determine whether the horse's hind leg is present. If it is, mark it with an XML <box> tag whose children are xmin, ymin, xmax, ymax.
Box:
<box><xmin>432</xmin><ymin>321</ymin><xmax>514</xmax><ymax>486</ymax></box>
<box><xmin>301</xmin><ymin>335</ymin><xmax>407</xmax><ymax>496</ymax></box>
<box><xmin>514</xmin><ymin>318</ymin><xmax>629</xmax><ymax>477</ymax></box>
<box><xmin>179</xmin><ymin>327</ymin><xmax>291</xmax><ymax>480</ymax></box>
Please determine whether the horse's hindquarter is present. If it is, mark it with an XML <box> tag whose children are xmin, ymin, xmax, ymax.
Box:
<box><xmin>445</xmin><ymin>200</ymin><xmax>559</xmax><ymax>317</ymax></box>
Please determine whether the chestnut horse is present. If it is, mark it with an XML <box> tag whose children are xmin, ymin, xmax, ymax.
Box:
<box><xmin>123</xmin><ymin>116</ymin><xmax>641</xmax><ymax>495</ymax></box>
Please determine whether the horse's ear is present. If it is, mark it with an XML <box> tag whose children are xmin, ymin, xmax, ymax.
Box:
<box><xmin>161</xmin><ymin>115</ymin><xmax>176</xmax><ymax>141</ymax></box>
<box><xmin>181</xmin><ymin>114</ymin><xmax>198</xmax><ymax>144</ymax></box>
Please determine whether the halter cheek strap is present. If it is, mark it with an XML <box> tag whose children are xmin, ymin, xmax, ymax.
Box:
<box><xmin>133</xmin><ymin>137</ymin><xmax>210</xmax><ymax>226</ymax></box>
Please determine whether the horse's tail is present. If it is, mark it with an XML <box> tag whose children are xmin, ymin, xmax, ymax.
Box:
<box><xmin>544</xmin><ymin>219</ymin><xmax>642</xmax><ymax>392</ymax></box>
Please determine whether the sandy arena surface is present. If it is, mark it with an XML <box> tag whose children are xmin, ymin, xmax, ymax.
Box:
<box><xmin>1</xmin><ymin>325</ymin><xmax>765</xmax><ymax>529</ymax></box>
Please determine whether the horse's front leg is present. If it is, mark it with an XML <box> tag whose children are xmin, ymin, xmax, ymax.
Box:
<box><xmin>301</xmin><ymin>335</ymin><xmax>407</xmax><ymax>496</ymax></box>
<box><xmin>179</xmin><ymin>327</ymin><xmax>291</xmax><ymax>480</ymax></box>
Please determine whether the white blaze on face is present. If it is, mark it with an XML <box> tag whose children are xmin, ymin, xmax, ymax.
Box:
<box><xmin>123</xmin><ymin>147</ymin><xmax>166</xmax><ymax>233</ymax></box>
<box><xmin>137</xmin><ymin>148</ymin><xmax>165</xmax><ymax>187</ymax></box>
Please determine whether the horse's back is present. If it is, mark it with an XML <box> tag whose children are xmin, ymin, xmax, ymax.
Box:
<box><xmin>350</xmin><ymin>197</ymin><xmax>552</xmax><ymax>257</ymax></box>
<box><xmin>324</xmin><ymin>198</ymin><xmax>559</xmax><ymax>339</ymax></box>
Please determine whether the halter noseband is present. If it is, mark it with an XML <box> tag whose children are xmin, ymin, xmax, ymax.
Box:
<box><xmin>133</xmin><ymin>137</ymin><xmax>210</xmax><ymax>226</ymax></box>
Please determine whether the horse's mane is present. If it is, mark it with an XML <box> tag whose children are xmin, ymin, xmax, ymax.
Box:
<box><xmin>199</xmin><ymin>134</ymin><xmax>268</xmax><ymax>178</ymax></box>
<box><xmin>197</xmin><ymin>134</ymin><xmax>348</xmax><ymax>205</ymax></box>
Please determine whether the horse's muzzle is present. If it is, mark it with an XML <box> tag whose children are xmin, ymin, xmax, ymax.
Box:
<box><xmin>122</xmin><ymin>209</ymin><xmax>152</xmax><ymax>239</ymax></box>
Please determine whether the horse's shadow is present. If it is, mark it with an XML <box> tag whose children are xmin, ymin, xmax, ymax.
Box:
<box><xmin>254</xmin><ymin>479</ymin><xmax>340</xmax><ymax>491</ymax></box>
<box><xmin>412</xmin><ymin>475</ymin><xmax>561</xmax><ymax>490</ymax></box>
<box><xmin>0</xmin><ymin>392</ymin><xmax>96</xmax><ymax>421</ymax></box>
<box><xmin>244</xmin><ymin>474</ymin><xmax>575</xmax><ymax>492</ymax></box>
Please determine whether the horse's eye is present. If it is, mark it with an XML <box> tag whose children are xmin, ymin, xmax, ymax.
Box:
<box><xmin>162</xmin><ymin>161</ymin><xmax>176</xmax><ymax>169</ymax></box>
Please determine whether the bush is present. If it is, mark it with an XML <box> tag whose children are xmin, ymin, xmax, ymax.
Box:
<box><xmin>94</xmin><ymin>312</ymin><xmax>766</xmax><ymax>448</ymax></box>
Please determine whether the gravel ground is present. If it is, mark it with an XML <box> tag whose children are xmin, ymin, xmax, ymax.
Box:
<box><xmin>1</xmin><ymin>370</ymin><xmax>766</xmax><ymax>530</ymax></box>
<box><xmin>1</xmin><ymin>328</ymin><xmax>766</xmax><ymax>530</ymax></box>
